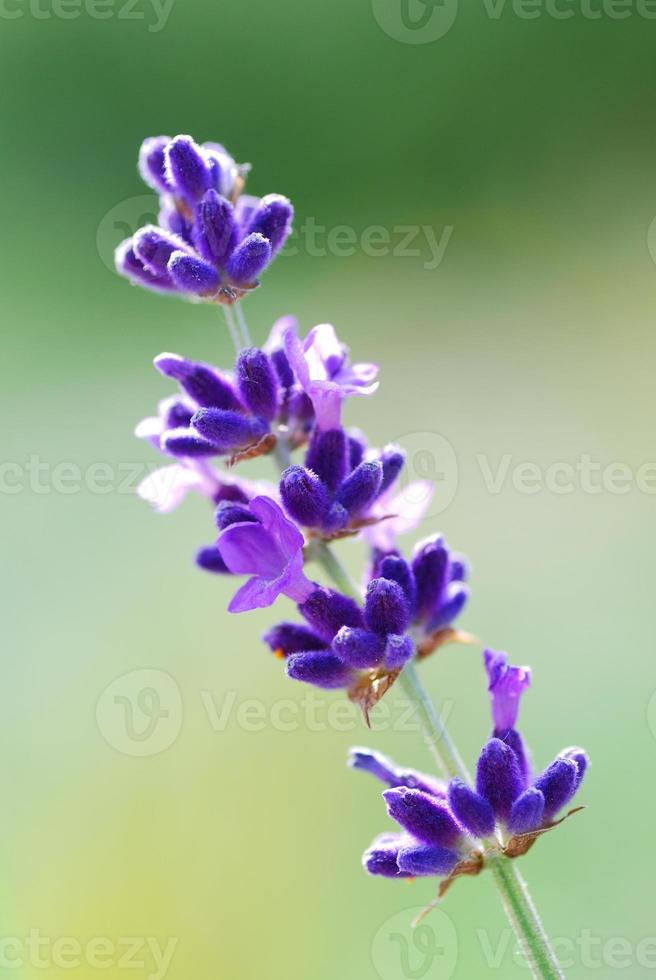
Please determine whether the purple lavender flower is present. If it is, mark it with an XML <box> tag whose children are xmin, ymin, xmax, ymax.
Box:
<box><xmin>154</xmin><ymin>348</ymin><xmax>277</xmax><ymax>460</ymax></box>
<box><xmin>134</xmin><ymin>385</ymin><xmax>274</xmax><ymax>514</ymax></box>
<box><xmin>351</xmin><ymin>747</ymin><xmax>468</xmax><ymax>881</ymax></box>
<box><xmin>262</xmin><ymin>533</ymin><xmax>469</xmax><ymax>691</ymax></box>
<box><xmin>279</xmin><ymin>435</ymin><xmax>433</xmax><ymax>547</ymax></box>
<box><xmin>485</xmin><ymin>650</ymin><xmax>531</xmax><ymax>733</ymax></box>
<box><xmin>283</xmin><ymin>322</ymin><xmax>378</xmax><ymax>430</ymax></box>
<box><xmin>354</xmin><ymin>736</ymin><xmax>588</xmax><ymax>880</ymax></box>
<box><xmin>216</xmin><ymin>496</ymin><xmax>314</xmax><ymax>613</ymax></box>
<box><xmin>348</xmin><ymin>747</ymin><xmax>446</xmax><ymax>797</ymax></box>
<box><xmin>116</xmin><ymin>135</ymin><xmax>292</xmax><ymax>304</ymax></box>
<box><xmin>483</xmin><ymin>649</ymin><xmax>532</xmax><ymax>783</ymax></box>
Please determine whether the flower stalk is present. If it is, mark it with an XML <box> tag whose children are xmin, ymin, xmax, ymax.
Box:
<box><xmin>121</xmin><ymin>132</ymin><xmax>585</xmax><ymax>980</ymax></box>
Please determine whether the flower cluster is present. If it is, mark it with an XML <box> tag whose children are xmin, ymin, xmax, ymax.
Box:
<box><xmin>261</xmin><ymin>533</ymin><xmax>468</xmax><ymax>690</ymax></box>
<box><xmin>354</xmin><ymin>650</ymin><xmax>588</xmax><ymax>881</ymax></box>
<box><xmin>115</xmin><ymin>135</ymin><xmax>293</xmax><ymax>303</ymax></box>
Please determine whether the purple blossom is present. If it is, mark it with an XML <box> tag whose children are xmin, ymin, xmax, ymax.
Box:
<box><xmin>217</xmin><ymin>496</ymin><xmax>314</xmax><ymax>613</ymax></box>
<box><xmin>348</xmin><ymin>747</ymin><xmax>446</xmax><ymax>798</ymax></box>
<box><xmin>283</xmin><ymin>322</ymin><xmax>378</xmax><ymax>430</ymax></box>
<box><xmin>116</xmin><ymin>135</ymin><xmax>292</xmax><ymax>304</ymax></box>
<box><xmin>354</xmin><ymin>732</ymin><xmax>589</xmax><ymax>880</ymax></box>
<box><xmin>484</xmin><ymin>649</ymin><xmax>531</xmax><ymax>734</ymax></box>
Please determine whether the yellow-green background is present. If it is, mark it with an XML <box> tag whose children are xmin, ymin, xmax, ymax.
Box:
<box><xmin>2</xmin><ymin>1</ymin><xmax>655</xmax><ymax>977</ymax></box>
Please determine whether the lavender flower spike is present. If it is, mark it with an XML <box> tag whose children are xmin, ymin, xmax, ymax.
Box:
<box><xmin>217</xmin><ymin>496</ymin><xmax>314</xmax><ymax>613</ymax></box>
<box><xmin>284</xmin><ymin>322</ymin><xmax>378</xmax><ymax>430</ymax></box>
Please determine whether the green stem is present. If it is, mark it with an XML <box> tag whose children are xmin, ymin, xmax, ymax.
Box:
<box><xmin>398</xmin><ymin>659</ymin><xmax>470</xmax><ymax>782</ymax></box>
<box><xmin>234</xmin><ymin>302</ymin><xmax>252</xmax><ymax>347</ymax></box>
<box><xmin>311</xmin><ymin>539</ymin><xmax>565</xmax><ymax>980</ymax></box>
<box><xmin>223</xmin><ymin>305</ymin><xmax>241</xmax><ymax>353</ymax></box>
<box><xmin>310</xmin><ymin>539</ymin><xmax>361</xmax><ymax>599</ymax></box>
<box><xmin>488</xmin><ymin>855</ymin><xmax>565</xmax><ymax>980</ymax></box>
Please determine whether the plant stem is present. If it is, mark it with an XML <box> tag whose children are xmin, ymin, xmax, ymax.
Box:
<box><xmin>488</xmin><ymin>855</ymin><xmax>565</xmax><ymax>980</ymax></box>
<box><xmin>311</xmin><ymin>539</ymin><xmax>565</xmax><ymax>980</ymax></box>
<box><xmin>310</xmin><ymin>539</ymin><xmax>362</xmax><ymax>599</ymax></box>
<box><xmin>223</xmin><ymin>305</ymin><xmax>242</xmax><ymax>353</ymax></box>
<box><xmin>234</xmin><ymin>302</ymin><xmax>252</xmax><ymax>347</ymax></box>
<box><xmin>398</xmin><ymin>659</ymin><xmax>470</xmax><ymax>782</ymax></box>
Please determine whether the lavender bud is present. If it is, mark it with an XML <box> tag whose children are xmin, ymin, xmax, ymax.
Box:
<box><xmin>323</xmin><ymin>502</ymin><xmax>350</xmax><ymax>534</ymax></box>
<box><xmin>235</xmin><ymin>347</ymin><xmax>279</xmax><ymax>421</ymax></box>
<box><xmin>194</xmin><ymin>189</ymin><xmax>238</xmax><ymax>266</ymax></box>
<box><xmin>379</xmin><ymin>445</ymin><xmax>406</xmax><ymax>494</ymax></box>
<box><xmin>192</xmin><ymin>408</ymin><xmax>268</xmax><ymax>451</ymax></box>
<box><xmin>195</xmin><ymin>545</ymin><xmax>229</xmax><ymax>574</ymax></box>
<box><xmin>348</xmin><ymin>748</ymin><xmax>446</xmax><ymax>797</ymax></box>
<box><xmin>246</xmin><ymin>194</ymin><xmax>294</xmax><ymax>254</ymax></box>
<box><xmin>348</xmin><ymin>434</ymin><xmax>366</xmax><ymax>470</ymax></box>
<box><xmin>412</xmin><ymin>535</ymin><xmax>448</xmax><ymax>621</ymax></box>
<box><xmin>362</xmin><ymin>835</ymin><xmax>408</xmax><ymax>878</ymax></box>
<box><xmin>383</xmin><ymin>787</ymin><xmax>463</xmax><ymax>848</ymax></box>
<box><xmin>384</xmin><ymin>633</ymin><xmax>414</xmax><ymax>670</ymax></box>
<box><xmin>286</xmin><ymin>650</ymin><xmax>355</xmax><ymax>689</ymax></box>
<box><xmin>336</xmin><ymin>460</ymin><xmax>383</xmax><ymax>518</ymax></box>
<box><xmin>397</xmin><ymin>843</ymin><xmax>460</xmax><ymax>878</ymax></box>
<box><xmin>364</xmin><ymin>578</ymin><xmax>410</xmax><ymax>636</ymax></box>
<box><xmin>332</xmin><ymin>626</ymin><xmax>384</xmax><ymax>669</ymax></box>
<box><xmin>497</xmin><ymin>728</ymin><xmax>531</xmax><ymax>788</ymax></box>
<box><xmin>306</xmin><ymin>428</ymin><xmax>349</xmax><ymax>491</ymax></box>
<box><xmin>133</xmin><ymin>226</ymin><xmax>190</xmax><ymax>276</ymax></box>
<box><xmin>533</xmin><ymin>758</ymin><xmax>579</xmax><ymax>820</ymax></box>
<box><xmin>167</xmin><ymin>251</ymin><xmax>220</xmax><ymax>295</ymax></box>
<box><xmin>161</xmin><ymin>428</ymin><xmax>219</xmax><ymax>457</ymax></box>
<box><xmin>214</xmin><ymin>501</ymin><xmax>258</xmax><ymax>531</ymax></box>
<box><xmin>299</xmin><ymin>587</ymin><xmax>364</xmax><ymax>642</ymax></box>
<box><xmin>447</xmin><ymin>778</ymin><xmax>496</xmax><ymax>838</ymax></box>
<box><xmin>160</xmin><ymin>396</ymin><xmax>194</xmax><ymax>430</ymax></box>
<box><xmin>428</xmin><ymin>582</ymin><xmax>469</xmax><ymax>631</ymax></box>
<box><xmin>559</xmin><ymin>747</ymin><xmax>589</xmax><ymax>788</ymax></box>
<box><xmin>154</xmin><ymin>354</ymin><xmax>241</xmax><ymax>410</ymax></box>
<box><xmin>378</xmin><ymin>555</ymin><xmax>417</xmax><ymax>610</ymax></box>
<box><xmin>165</xmin><ymin>135</ymin><xmax>211</xmax><ymax>205</ymax></box>
<box><xmin>476</xmin><ymin>738</ymin><xmax>523</xmax><ymax>823</ymax></box>
<box><xmin>263</xmin><ymin>623</ymin><xmax>329</xmax><ymax>656</ymax></box>
<box><xmin>138</xmin><ymin>136</ymin><xmax>171</xmax><ymax>194</ymax></box>
<box><xmin>226</xmin><ymin>233</ymin><xmax>272</xmax><ymax>285</ymax></box>
<box><xmin>115</xmin><ymin>241</ymin><xmax>176</xmax><ymax>293</ymax></box>
<box><xmin>280</xmin><ymin>465</ymin><xmax>330</xmax><ymax>528</ymax></box>
<box><xmin>508</xmin><ymin>788</ymin><xmax>546</xmax><ymax>835</ymax></box>
<box><xmin>270</xmin><ymin>348</ymin><xmax>294</xmax><ymax>389</ymax></box>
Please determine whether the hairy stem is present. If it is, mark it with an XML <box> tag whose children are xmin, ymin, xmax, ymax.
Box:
<box><xmin>488</xmin><ymin>855</ymin><xmax>565</xmax><ymax>980</ymax></box>
<box><xmin>223</xmin><ymin>305</ymin><xmax>242</xmax><ymax>353</ymax></box>
<box><xmin>397</xmin><ymin>660</ymin><xmax>470</xmax><ymax>782</ymax></box>
<box><xmin>234</xmin><ymin>302</ymin><xmax>252</xmax><ymax>347</ymax></box>
<box><xmin>311</xmin><ymin>539</ymin><xmax>565</xmax><ymax>980</ymax></box>
<box><xmin>310</xmin><ymin>539</ymin><xmax>362</xmax><ymax>599</ymax></box>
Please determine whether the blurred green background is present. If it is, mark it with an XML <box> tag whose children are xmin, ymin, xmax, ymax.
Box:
<box><xmin>1</xmin><ymin>1</ymin><xmax>655</xmax><ymax>977</ymax></box>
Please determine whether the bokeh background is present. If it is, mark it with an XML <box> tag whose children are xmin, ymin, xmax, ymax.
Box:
<box><xmin>2</xmin><ymin>1</ymin><xmax>655</xmax><ymax>977</ymax></box>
